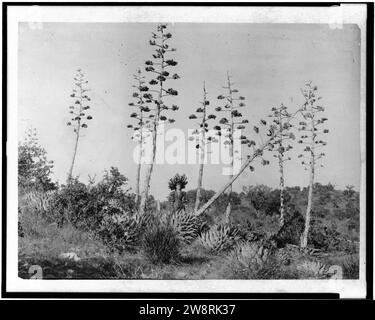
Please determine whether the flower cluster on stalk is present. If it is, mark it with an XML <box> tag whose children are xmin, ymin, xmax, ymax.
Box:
<box><xmin>214</xmin><ymin>72</ymin><xmax>249</xmax><ymax>162</ymax></box>
<box><xmin>188</xmin><ymin>82</ymin><xmax>218</xmax><ymax>151</ymax></box>
<box><xmin>141</xmin><ymin>24</ymin><xmax>180</xmax><ymax>125</ymax></box>
<box><xmin>296</xmin><ymin>82</ymin><xmax>328</xmax><ymax>170</ymax></box>
<box><xmin>66</xmin><ymin>68</ymin><xmax>92</xmax><ymax>133</ymax></box>
<box><xmin>127</xmin><ymin>69</ymin><xmax>152</xmax><ymax>144</ymax></box>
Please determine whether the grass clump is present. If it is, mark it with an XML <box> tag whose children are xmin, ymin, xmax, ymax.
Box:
<box><xmin>142</xmin><ymin>223</ymin><xmax>180</xmax><ymax>264</ymax></box>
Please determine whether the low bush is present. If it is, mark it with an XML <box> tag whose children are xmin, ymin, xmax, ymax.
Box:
<box><xmin>96</xmin><ymin>210</ymin><xmax>154</xmax><ymax>254</ymax></box>
<box><xmin>221</xmin><ymin>243</ymin><xmax>297</xmax><ymax>279</ymax></box>
<box><xmin>273</xmin><ymin>206</ymin><xmax>305</xmax><ymax>248</ymax></box>
<box><xmin>342</xmin><ymin>255</ymin><xmax>359</xmax><ymax>279</ymax></box>
<box><xmin>18</xmin><ymin>205</ymin><xmax>58</xmax><ymax>239</ymax></box>
<box><xmin>332</xmin><ymin>208</ymin><xmax>346</xmax><ymax>220</ymax></box>
<box><xmin>308</xmin><ymin>219</ymin><xmax>341</xmax><ymax>251</ymax></box>
<box><xmin>142</xmin><ymin>223</ymin><xmax>180</xmax><ymax>264</ymax></box>
<box><xmin>315</xmin><ymin>207</ymin><xmax>330</xmax><ymax>218</ymax></box>
<box><xmin>96</xmin><ymin>215</ymin><xmax>141</xmax><ymax>254</ymax></box>
<box><xmin>49</xmin><ymin>168</ymin><xmax>136</xmax><ymax>231</ymax></box>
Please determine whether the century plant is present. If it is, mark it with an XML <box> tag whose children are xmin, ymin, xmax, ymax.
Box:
<box><xmin>214</xmin><ymin>72</ymin><xmax>248</xmax><ymax>222</ymax></box>
<box><xmin>267</xmin><ymin>104</ymin><xmax>295</xmax><ymax>227</ymax></box>
<box><xmin>66</xmin><ymin>68</ymin><xmax>92</xmax><ymax>183</ymax></box>
<box><xmin>138</xmin><ymin>23</ymin><xmax>180</xmax><ymax>214</ymax></box>
<box><xmin>127</xmin><ymin>69</ymin><xmax>151</xmax><ymax>207</ymax></box>
<box><xmin>188</xmin><ymin>82</ymin><xmax>217</xmax><ymax>212</ymax></box>
<box><xmin>297</xmin><ymin>82</ymin><xmax>328</xmax><ymax>248</ymax></box>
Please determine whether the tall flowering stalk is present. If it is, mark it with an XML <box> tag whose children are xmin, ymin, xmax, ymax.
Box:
<box><xmin>66</xmin><ymin>68</ymin><xmax>92</xmax><ymax>183</ymax></box>
<box><xmin>267</xmin><ymin>104</ymin><xmax>295</xmax><ymax>227</ymax></box>
<box><xmin>188</xmin><ymin>82</ymin><xmax>217</xmax><ymax>212</ymax></box>
<box><xmin>297</xmin><ymin>82</ymin><xmax>328</xmax><ymax>248</ymax></box>
<box><xmin>127</xmin><ymin>69</ymin><xmax>151</xmax><ymax>207</ymax></box>
<box><xmin>139</xmin><ymin>24</ymin><xmax>180</xmax><ymax>214</ymax></box>
<box><xmin>195</xmin><ymin>106</ymin><xmax>292</xmax><ymax>217</ymax></box>
<box><xmin>214</xmin><ymin>72</ymin><xmax>248</xmax><ymax>222</ymax></box>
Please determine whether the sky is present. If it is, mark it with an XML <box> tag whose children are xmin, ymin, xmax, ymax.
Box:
<box><xmin>18</xmin><ymin>22</ymin><xmax>361</xmax><ymax>200</ymax></box>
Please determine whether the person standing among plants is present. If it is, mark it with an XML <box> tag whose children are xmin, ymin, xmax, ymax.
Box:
<box><xmin>168</xmin><ymin>174</ymin><xmax>188</xmax><ymax>214</ymax></box>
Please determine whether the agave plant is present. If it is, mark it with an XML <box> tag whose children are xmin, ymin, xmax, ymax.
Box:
<box><xmin>66</xmin><ymin>68</ymin><xmax>92</xmax><ymax>183</ymax></box>
<box><xmin>225</xmin><ymin>241</ymin><xmax>273</xmax><ymax>267</ymax></box>
<box><xmin>127</xmin><ymin>69</ymin><xmax>152</xmax><ymax>207</ymax></box>
<box><xmin>214</xmin><ymin>72</ymin><xmax>249</xmax><ymax>222</ymax></box>
<box><xmin>162</xmin><ymin>210</ymin><xmax>203</xmax><ymax>245</ymax></box>
<box><xmin>266</xmin><ymin>104</ymin><xmax>296</xmax><ymax>227</ymax></box>
<box><xmin>297</xmin><ymin>82</ymin><xmax>328</xmax><ymax>248</ymax></box>
<box><xmin>199</xmin><ymin>224</ymin><xmax>242</xmax><ymax>253</ymax></box>
<box><xmin>188</xmin><ymin>82</ymin><xmax>218</xmax><ymax>212</ymax></box>
<box><xmin>139</xmin><ymin>24</ymin><xmax>180</xmax><ymax>214</ymax></box>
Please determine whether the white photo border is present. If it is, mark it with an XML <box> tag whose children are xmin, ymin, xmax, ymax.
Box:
<box><xmin>4</xmin><ymin>3</ymin><xmax>368</xmax><ymax>298</ymax></box>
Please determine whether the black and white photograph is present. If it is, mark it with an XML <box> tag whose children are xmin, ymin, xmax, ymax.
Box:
<box><xmin>3</xmin><ymin>4</ymin><xmax>370</xmax><ymax>298</ymax></box>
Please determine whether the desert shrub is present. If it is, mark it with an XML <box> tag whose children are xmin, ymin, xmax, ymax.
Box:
<box><xmin>96</xmin><ymin>215</ymin><xmax>140</xmax><ymax>253</ymax></box>
<box><xmin>18</xmin><ymin>205</ymin><xmax>59</xmax><ymax>239</ymax></box>
<box><xmin>347</xmin><ymin>219</ymin><xmax>359</xmax><ymax>234</ymax></box>
<box><xmin>18</xmin><ymin>221</ymin><xmax>24</xmax><ymax>238</ymax></box>
<box><xmin>295</xmin><ymin>259</ymin><xmax>332</xmax><ymax>279</ymax></box>
<box><xmin>308</xmin><ymin>219</ymin><xmax>341</xmax><ymax>251</ymax></box>
<box><xmin>242</xmin><ymin>185</ymin><xmax>291</xmax><ymax>217</ymax></box>
<box><xmin>332</xmin><ymin>208</ymin><xmax>346</xmax><ymax>220</ymax></box>
<box><xmin>314</xmin><ymin>207</ymin><xmax>330</xmax><ymax>218</ymax></box>
<box><xmin>49</xmin><ymin>168</ymin><xmax>135</xmax><ymax>230</ymax></box>
<box><xmin>342</xmin><ymin>255</ymin><xmax>359</xmax><ymax>279</ymax></box>
<box><xmin>142</xmin><ymin>223</ymin><xmax>180</xmax><ymax>264</ymax></box>
<box><xmin>263</xmin><ymin>189</ymin><xmax>292</xmax><ymax>216</ymax></box>
<box><xmin>273</xmin><ymin>206</ymin><xmax>305</xmax><ymax>248</ymax></box>
<box><xmin>49</xmin><ymin>178</ymin><xmax>93</xmax><ymax>229</ymax></box>
<box><xmin>18</xmin><ymin>128</ymin><xmax>56</xmax><ymax>192</ymax></box>
<box><xmin>221</xmin><ymin>243</ymin><xmax>297</xmax><ymax>279</ymax></box>
<box><xmin>243</xmin><ymin>184</ymin><xmax>272</xmax><ymax>214</ymax></box>
<box><xmin>234</xmin><ymin>221</ymin><xmax>263</xmax><ymax>242</ymax></box>
<box><xmin>344</xmin><ymin>200</ymin><xmax>360</xmax><ymax>219</ymax></box>
<box><xmin>199</xmin><ymin>224</ymin><xmax>242</xmax><ymax>254</ymax></box>
<box><xmin>343</xmin><ymin>185</ymin><xmax>356</xmax><ymax>198</ymax></box>
<box><xmin>307</xmin><ymin>220</ymin><xmax>357</xmax><ymax>253</ymax></box>
<box><xmin>96</xmin><ymin>209</ymin><xmax>154</xmax><ymax>254</ymax></box>
<box><xmin>226</xmin><ymin>241</ymin><xmax>273</xmax><ymax>266</ymax></box>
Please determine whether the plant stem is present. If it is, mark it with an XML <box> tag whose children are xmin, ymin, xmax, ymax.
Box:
<box><xmin>301</xmin><ymin>109</ymin><xmax>315</xmax><ymax>248</ymax></box>
<box><xmin>194</xmin><ymin>82</ymin><xmax>207</xmax><ymax>212</ymax></box>
<box><xmin>134</xmin><ymin>75</ymin><xmax>144</xmax><ymax>207</ymax></box>
<box><xmin>67</xmin><ymin>82</ymin><xmax>83</xmax><ymax>184</ymax></box>
<box><xmin>139</xmin><ymin>28</ymin><xmax>165</xmax><ymax>214</ymax></box>
<box><xmin>224</xmin><ymin>72</ymin><xmax>234</xmax><ymax>223</ymax></box>
<box><xmin>278</xmin><ymin>112</ymin><xmax>285</xmax><ymax>227</ymax></box>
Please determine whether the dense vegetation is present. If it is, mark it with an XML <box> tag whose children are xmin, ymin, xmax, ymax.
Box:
<box><xmin>18</xmin><ymin>148</ymin><xmax>359</xmax><ymax>279</ymax></box>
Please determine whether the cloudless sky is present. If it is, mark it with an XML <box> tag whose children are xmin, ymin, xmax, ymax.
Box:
<box><xmin>18</xmin><ymin>23</ymin><xmax>361</xmax><ymax>200</ymax></box>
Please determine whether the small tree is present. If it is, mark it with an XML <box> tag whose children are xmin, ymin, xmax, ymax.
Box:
<box><xmin>214</xmin><ymin>72</ymin><xmax>248</xmax><ymax>222</ymax></box>
<box><xmin>18</xmin><ymin>127</ymin><xmax>55</xmax><ymax>192</ymax></box>
<box><xmin>66</xmin><ymin>68</ymin><xmax>92</xmax><ymax>183</ymax></box>
<box><xmin>267</xmin><ymin>104</ymin><xmax>295</xmax><ymax>227</ymax></box>
<box><xmin>188</xmin><ymin>82</ymin><xmax>217</xmax><ymax>212</ymax></box>
<box><xmin>139</xmin><ymin>24</ymin><xmax>180</xmax><ymax>214</ymax></box>
<box><xmin>297</xmin><ymin>82</ymin><xmax>328</xmax><ymax>248</ymax></box>
<box><xmin>127</xmin><ymin>69</ymin><xmax>151</xmax><ymax>207</ymax></box>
